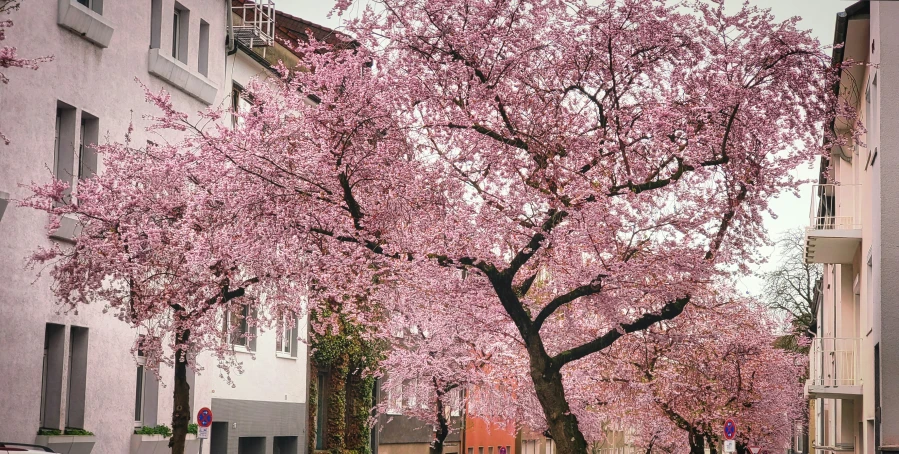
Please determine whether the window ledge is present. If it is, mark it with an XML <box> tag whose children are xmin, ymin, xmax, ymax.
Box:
<box><xmin>148</xmin><ymin>49</ymin><xmax>218</xmax><ymax>105</ymax></box>
<box><xmin>57</xmin><ymin>0</ymin><xmax>114</xmax><ymax>48</ymax></box>
<box><xmin>232</xmin><ymin>344</ymin><xmax>252</xmax><ymax>354</ymax></box>
<box><xmin>276</xmin><ymin>352</ymin><xmax>296</xmax><ymax>360</ymax></box>
<box><xmin>49</xmin><ymin>213</ymin><xmax>82</xmax><ymax>243</ymax></box>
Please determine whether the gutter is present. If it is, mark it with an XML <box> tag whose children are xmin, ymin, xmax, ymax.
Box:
<box><xmin>226</xmin><ymin>0</ymin><xmax>237</xmax><ymax>55</ymax></box>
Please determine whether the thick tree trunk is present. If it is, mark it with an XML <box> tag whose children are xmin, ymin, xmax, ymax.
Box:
<box><xmin>688</xmin><ymin>432</ymin><xmax>705</xmax><ymax>454</ymax></box>
<box><xmin>169</xmin><ymin>329</ymin><xmax>191</xmax><ymax>454</ymax></box>
<box><xmin>528</xmin><ymin>351</ymin><xmax>588</xmax><ymax>454</ymax></box>
<box><xmin>431</xmin><ymin>384</ymin><xmax>450</xmax><ymax>454</ymax></box>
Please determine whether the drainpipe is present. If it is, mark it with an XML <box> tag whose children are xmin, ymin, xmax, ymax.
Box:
<box><xmin>226</xmin><ymin>0</ymin><xmax>237</xmax><ymax>55</ymax></box>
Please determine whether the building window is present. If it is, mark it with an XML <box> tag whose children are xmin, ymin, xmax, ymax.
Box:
<box><xmin>276</xmin><ymin>314</ymin><xmax>296</xmax><ymax>356</ymax></box>
<box><xmin>479</xmin><ymin>447</ymin><xmax>484</xmax><ymax>454</ymax></box>
<box><xmin>79</xmin><ymin>113</ymin><xmax>99</xmax><ymax>180</ymax></box>
<box><xmin>198</xmin><ymin>20</ymin><xmax>210</xmax><ymax>76</ymax></box>
<box><xmin>40</xmin><ymin>324</ymin><xmax>65</xmax><ymax>428</ymax></box>
<box><xmin>150</xmin><ymin>0</ymin><xmax>162</xmax><ymax>48</ymax></box>
<box><xmin>386</xmin><ymin>381</ymin><xmax>402</xmax><ymax>415</ymax></box>
<box><xmin>489</xmin><ymin>447</ymin><xmax>494</xmax><ymax>454</ymax></box>
<box><xmin>227</xmin><ymin>304</ymin><xmax>255</xmax><ymax>351</ymax></box>
<box><xmin>76</xmin><ymin>0</ymin><xmax>102</xmax><ymax>14</ymax></box>
<box><xmin>54</xmin><ymin>103</ymin><xmax>77</xmax><ymax>204</ymax></box>
<box><xmin>134</xmin><ymin>336</ymin><xmax>159</xmax><ymax>427</ymax></box>
<box><xmin>172</xmin><ymin>4</ymin><xmax>189</xmax><ymax>63</ymax></box>
<box><xmin>231</xmin><ymin>83</ymin><xmax>252</xmax><ymax>127</ymax></box>
<box><xmin>468</xmin><ymin>449</ymin><xmax>474</xmax><ymax>454</ymax></box>
<box><xmin>134</xmin><ymin>343</ymin><xmax>146</xmax><ymax>425</ymax></box>
<box><xmin>66</xmin><ymin>326</ymin><xmax>88</xmax><ymax>429</ymax></box>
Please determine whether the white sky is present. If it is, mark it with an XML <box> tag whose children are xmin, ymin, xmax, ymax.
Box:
<box><xmin>275</xmin><ymin>0</ymin><xmax>853</xmax><ymax>297</ymax></box>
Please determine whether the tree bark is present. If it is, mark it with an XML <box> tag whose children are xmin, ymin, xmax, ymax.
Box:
<box><xmin>528</xmin><ymin>343</ymin><xmax>588</xmax><ymax>454</ymax></box>
<box><xmin>169</xmin><ymin>329</ymin><xmax>191</xmax><ymax>454</ymax></box>
<box><xmin>688</xmin><ymin>431</ymin><xmax>705</xmax><ymax>454</ymax></box>
<box><xmin>431</xmin><ymin>382</ymin><xmax>450</xmax><ymax>454</ymax></box>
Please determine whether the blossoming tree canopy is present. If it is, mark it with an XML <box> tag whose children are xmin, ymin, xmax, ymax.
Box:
<box><xmin>206</xmin><ymin>0</ymin><xmax>831</xmax><ymax>450</ymax></box>
<box><xmin>23</xmin><ymin>104</ymin><xmax>307</xmax><ymax>454</ymax></box>
<box><xmin>25</xmin><ymin>0</ymin><xmax>836</xmax><ymax>452</ymax></box>
<box><xmin>592</xmin><ymin>300</ymin><xmax>806</xmax><ymax>454</ymax></box>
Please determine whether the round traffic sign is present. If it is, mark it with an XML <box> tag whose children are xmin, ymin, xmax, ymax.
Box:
<box><xmin>724</xmin><ymin>419</ymin><xmax>736</xmax><ymax>440</ymax></box>
<box><xmin>197</xmin><ymin>407</ymin><xmax>213</xmax><ymax>427</ymax></box>
<box><xmin>499</xmin><ymin>447</ymin><xmax>507</xmax><ymax>454</ymax></box>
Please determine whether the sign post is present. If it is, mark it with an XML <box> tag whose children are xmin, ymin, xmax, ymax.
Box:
<box><xmin>749</xmin><ymin>447</ymin><xmax>761</xmax><ymax>454</ymax></box>
<box><xmin>723</xmin><ymin>419</ymin><xmax>736</xmax><ymax>453</ymax></box>
<box><xmin>197</xmin><ymin>407</ymin><xmax>213</xmax><ymax>452</ymax></box>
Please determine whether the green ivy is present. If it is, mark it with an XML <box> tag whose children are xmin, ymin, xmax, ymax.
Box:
<box><xmin>188</xmin><ymin>423</ymin><xmax>199</xmax><ymax>435</ymax></box>
<box><xmin>308</xmin><ymin>301</ymin><xmax>386</xmax><ymax>454</ymax></box>
<box><xmin>64</xmin><ymin>428</ymin><xmax>94</xmax><ymax>436</ymax></box>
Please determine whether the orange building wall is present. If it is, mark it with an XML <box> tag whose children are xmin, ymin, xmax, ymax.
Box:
<box><xmin>464</xmin><ymin>416</ymin><xmax>517</xmax><ymax>454</ymax></box>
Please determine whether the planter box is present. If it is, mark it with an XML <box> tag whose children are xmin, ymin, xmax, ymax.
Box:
<box><xmin>131</xmin><ymin>434</ymin><xmax>199</xmax><ymax>454</ymax></box>
<box><xmin>34</xmin><ymin>435</ymin><xmax>96</xmax><ymax>454</ymax></box>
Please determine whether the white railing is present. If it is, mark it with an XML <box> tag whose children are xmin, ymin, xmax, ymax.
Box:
<box><xmin>232</xmin><ymin>0</ymin><xmax>275</xmax><ymax>48</ymax></box>
<box><xmin>809</xmin><ymin>337</ymin><xmax>860</xmax><ymax>387</ymax></box>
<box><xmin>808</xmin><ymin>184</ymin><xmax>861</xmax><ymax>231</ymax></box>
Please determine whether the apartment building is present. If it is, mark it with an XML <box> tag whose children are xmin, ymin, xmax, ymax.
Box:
<box><xmin>0</xmin><ymin>2</ymin><xmax>335</xmax><ymax>453</ymax></box>
<box><xmin>804</xmin><ymin>2</ymin><xmax>899</xmax><ymax>454</ymax></box>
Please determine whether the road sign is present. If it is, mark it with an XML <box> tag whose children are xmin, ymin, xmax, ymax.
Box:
<box><xmin>723</xmin><ymin>440</ymin><xmax>736</xmax><ymax>453</ymax></box>
<box><xmin>197</xmin><ymin>407</ymin><xmax>213</xmax><ymax>427</ymax></box>
<box><xmin>198</xmin><ymin>427</ymin><xmax>210</xmax><ymax>439</ymax></box>
<box><xmin>724</xmin><ymin>419</ymin><xmax>736</xmax><ymax>440</ymax></box>
<box><xmin>499</xmin><ymin>447</ymin><xmax>507</xmax><ymax>454</ymax></box>
<box><xmin>749</xmin><ymin>447</ymin><xmax>761</xmax><ymax>454</ymax></box>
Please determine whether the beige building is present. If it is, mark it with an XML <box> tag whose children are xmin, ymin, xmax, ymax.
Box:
<box><xmin>803</xmin><ymin>2</ymin><xmax>899</xmax><ymax>454</ymax></box>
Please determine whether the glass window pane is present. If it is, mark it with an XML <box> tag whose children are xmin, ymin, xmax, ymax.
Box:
<box><xmin>134</xmin><ymin>365</ymin><xmax>144</xmax><ymax>422</ymax></box>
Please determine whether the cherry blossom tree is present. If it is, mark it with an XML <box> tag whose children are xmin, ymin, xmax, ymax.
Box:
<box><xmin>582</xmin><ymin>297</ymin><xmax>805</xmax><ymax>454</ymax></box>
<box><xmin>25</xmin><ymin>0</ymin><xmax>845</xmax><ymax>452</ymax></box>
<box><xmin>1</xmin><ymin>0</ymin><xmax>51</xmax><ymax>144</ymax></box>
<box><xmin>22</xmin><ymin>88</ymin><xmax>305</xmax><ymax>454</ymax></box>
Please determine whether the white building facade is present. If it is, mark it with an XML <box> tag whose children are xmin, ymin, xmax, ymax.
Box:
<box><xmin>804</xmin><ymin>2</ymin><xmax>899</xmax><ymax>454</ymax></box>
<box><xmin>0</xmin><ymin>2</ymin><xmax>314</xmax><ymax>453</ymax></box>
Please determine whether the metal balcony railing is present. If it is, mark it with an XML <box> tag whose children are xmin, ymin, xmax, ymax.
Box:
<box><xmin>808</xmin><ymin>184</ymin><xmax>861</xmax><ymax>231</ymax></box>
<box><xmin>232</xmin><ymin>0</ymin><xmax>275</xmax><ymax>48</ymax></box>
<box><xmin>809</xmin><ymin>337</ymin><xmax>861</xmax><ymax>387</ymax></box>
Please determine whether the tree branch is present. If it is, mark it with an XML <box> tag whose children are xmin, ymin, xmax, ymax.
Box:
<box><xmin>551</xmin><ymin>296</ymin><xmax>691</xmax><ymax>369</ymax></box>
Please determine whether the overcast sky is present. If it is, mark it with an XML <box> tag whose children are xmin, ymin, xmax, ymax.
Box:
<box><xmin>276</xmin><ymin>0</ymin><xmax>854</xmax><ymax>297</ymax></box>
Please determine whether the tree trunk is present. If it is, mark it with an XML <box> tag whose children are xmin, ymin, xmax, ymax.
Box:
<box><xmin>529</xmin><ymin>352</ymin><xmax>588</xmax><ymax>454</ymax></box>
<box><xmin>169</xmin><ymin>329</ymin><xmax>191</xmax><ymax>454</ymax></box>
<box><xmin>688</xmin><ymin>432</ymin><xmax>705</xmax><ymax>454</ymax></box>
<box><xmin>431</xmin><ymin>383</ymin><xmax>450</xmax><ymax>454</ymax></box>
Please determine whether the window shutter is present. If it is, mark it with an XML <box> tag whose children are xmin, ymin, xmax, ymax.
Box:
<box><xmin>290</xmin><ymin>317</ymin><xmax>299</xmax><ymax>358</ymax></box>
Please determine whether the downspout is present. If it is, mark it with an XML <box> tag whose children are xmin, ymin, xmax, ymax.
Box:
<box><xmin>226</xmin><ymin>0</ymin><xmax>237</xmax><ymax>55</ymax></box>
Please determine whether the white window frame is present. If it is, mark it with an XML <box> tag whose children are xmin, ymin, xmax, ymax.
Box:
<box><xmin>134</xmin><ymin>347</ymin><xmax>146</xmax><ymax>427</ymax></box>
<box><xmin>172</xmin><ymin>9</ymin><xmax>181</xmax><ymax>61</ymax></box>
<box><xmin>276</xmin><ymin>314</ymin><xmax>293</xmax><ymax>356</ymax></box>
<box><xmin>386</xmin><ymin>382</ymin><xmax>403</xmax><ymax>415</ymax></box>
<box><xmin>228</xmin><ymin>304</ymin><xmax>251</xmax><ymax>352</ymax></box>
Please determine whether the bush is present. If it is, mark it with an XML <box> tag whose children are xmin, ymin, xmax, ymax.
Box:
<box><xmin>187</xmin><ymin>423</ymin><xmax>198</xmax><ymax>435</ymax></box>
<box><xmin>37</xmin><ymin>429</ymin><xmax>61</xmax><ymax>436</ymax></box>
<box><xmin>134</xmin><ymin>425</ymin><xmax>172</xmax><ymax>437</ymax></box>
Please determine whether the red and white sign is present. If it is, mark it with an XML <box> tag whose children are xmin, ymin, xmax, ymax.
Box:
<box><xmin>723</xmin><ymin>419</ymin><xmax>736</xmax><ymax>440</ymax></box>
<box><xmin>749</xmin><ymin>447</ymin><xmax>761</xmax><ymax>454</ymax></box>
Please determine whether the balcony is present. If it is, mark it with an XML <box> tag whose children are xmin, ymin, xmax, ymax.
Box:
<box><xmin>804</xmin><ymin>184</ymin><xmax>861</xmax><ymax>264</ymax></box>
<box><xmin>805</xmin><ymin>337</ymin><xmax>862</xmax><ymax>400</ymax></box>
<box><xmin>232</xmin><ymin>0</ymin><xmax>275</xmax><ymax>48</ymax></box>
